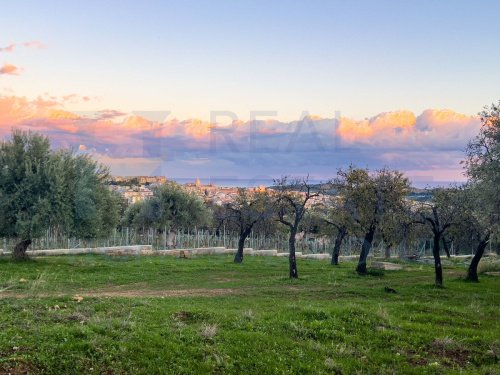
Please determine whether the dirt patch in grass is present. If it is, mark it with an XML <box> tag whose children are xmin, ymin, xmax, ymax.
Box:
<box><xmin>406</xmin><ymin>353</ymin><xmax>428</xmax><ymax>366</ymax></box>
<box><xmin>86</xmin><ymin>288</ymin><xmax>237</xmax><ymax>298</ymax></box>
<box><xmin>0</xmin><ymin>288</ymin><xmax>238</xmax><ymax>299</ymax></box>
<box><xmin>171</xmin><ymin>310</ymin><xmax>215</xmax><ymax>324</ymax></box>
<box><xmin>405</xmin><ymin>342</ymin><xmax>472</xmax><ymax>369</ymax></box>
<box><xmin>0</xmin><ymin>361</ymin><xmax>40</xmax><ymax>375</ymax></box>
<box><xmin>0</xmin><ymin>347</ymin><xmax>40</xmax><ymax>375</ymax></box>
<box><xmin>428</xmin><ymin>338</ymin><xmax>472</xmax><ymax>367</ymax></box>
<box><xmin>173</xmin><ymin>310</ymin><xmax>194</xmax><ymax>321</ymax></box>
<box><xmin>212</xmin><ymin>277</ymin><xmax>237</xmax><ymax>283</ymax></box>
<box><xmin>284</xmin><ymin>286</ymin><xmax>326</xmax><ymax>292</ymax></box>
<box><xmin>429</xmin><ymin>347</ymin><xmax>471</xmax><ymax>367</ymax></box>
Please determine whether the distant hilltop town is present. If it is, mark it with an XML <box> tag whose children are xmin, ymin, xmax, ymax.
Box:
<box><xmin>184</xmin><ymin>178</ymin><xmax>267</xmax><ymax>205</ymax></box>
<box><xmin>110</xmin><ymin>176</ymin><xmax>167</xmax><ymax>185</ymax></box>
<box><xmin>109</xmin><ymin>176</ymin><xmax>268</xmax><ymax>205</ymax></box>
<box><xmin>109</xmin><ymin>175</ymin><xmax>429</xmax><ymax>206</ymax></box>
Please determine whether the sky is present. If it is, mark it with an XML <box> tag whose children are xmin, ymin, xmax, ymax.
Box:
<box><xmin>1</xmin><ymin>1</ymin><xmax>499</xmax><ymax>186</ymax></box>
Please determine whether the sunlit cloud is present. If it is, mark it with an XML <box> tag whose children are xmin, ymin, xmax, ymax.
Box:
<box><xmin>0</xmin><ymin>64</ymin><xmax>21</xmax><ymax>75</ymax></box>
<box><xmin>0</xmin><ymin>95</ymin><xmax>481</xmax><ymax>182</ymax></box>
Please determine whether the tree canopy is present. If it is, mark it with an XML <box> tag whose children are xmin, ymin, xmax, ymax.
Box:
<box><xmin>334</xmin><ymin>166</ymin><xmax>410</xmax><ymax>274</ymax></box>
<box><xmin>122</xmin><ymin>182</ymin><xmax>210</xmax><ymax>233</ymax></box>
<box><xmin>0</xmin><ymin>130</ymin><xmax>121</xmax><ymax>259</ymax></box>
<box><xmin>273</xmin><ymin>176</ymin><xmax>321</xmax><ymax>278</ymax></box>
<box><xmin>462</xmin><ymin>101</ymin><xmax>500</xmax><ymax>281</ymax></box>
<box><xmin>222</xmin><ymin>188</ymin><xmax>275</xmax><ymax>263</ymax></box>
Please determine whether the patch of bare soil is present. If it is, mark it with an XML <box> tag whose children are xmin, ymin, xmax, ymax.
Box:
<box><xmin>0</xmin><ymin>362</ymin><xmax>39</xmax><ymax>375</ymax></box>
<box><xmin>212</xmin><ymin>277</ymin><xmax>236</xmax><ymax>283</ymax></box>
<box><xmin>429</xmin><ymin>347</ymin><xmax>471</xmax><ymax>367</ymax></box>
<box><xmin>85</xmin><ymin>288</ymin><xmax>236</xmax><ymax>298</ymax></box>
<box><xmin>406</xmin><ymin>351</ymin><xmax>428</xmax><ymax>366</ymax></box>
<box><xmin>405</xmin><ymin>341</ymin><xmax>473</xmax><ymax>369</ymax></box>
<box><xmin>0</xmin><ymin>288</ymin><xmax>237</xmax><ymax>299</ymax></box>
<box><xmin>284</xmin><ymin>286</ymin><xmax>329</xmax><ymax>294</ymax></box>
<box><xmin>0</xmin><ymin>348</ymin><xmax>40</xmax><ymax>375</ymax></box>
<box><xmin>173</xmin><ymin>310</ymin><xmax>193</xmax><ymax>321</ymax></box>
<box><xmin>428</xmin><ymin>339</ymin><xmax>472</xmax><ymax>368</ymax></box>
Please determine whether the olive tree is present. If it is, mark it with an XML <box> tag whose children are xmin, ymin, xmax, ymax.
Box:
<box><xmin>315</xmin><ymin>196</ymin><xmax>354</xmax><ymax>265</ymax></box>
<box><xmin>379</xmin><ymin>199</ymin><xmax>415</xmax><ymax>259</ymax></box>
<box><xmin>0</xmin><ymin>130</ymin><xmax>121</xmax><ymax>260</ymax></box>
<box><xmin>463</xmin><ymin>101</ymin><xmax>500</xmax><ymax>281</ymax></box>
<box><xmin>273</xmin><ymin>176</ymin><xmax>321</xmax><ymax>279</ymax></box>
<box><xmin>224</xmin><ymin>188</ymin><xmax>275</xmax><ymax>263</ymax></box>
<box><xmin>123</xmin><ymin>182</ymin><xmax>210</xmax><ymax>247</ymax></box>
<box><xmin>414</xmin><ymin>187</ymin><xmax>463</xmax><ymax>287</ymax></box>
<box><xmin>335</xmin><ymin>166</ymin><xmax>410</xmax><ymax>274</ymax></box>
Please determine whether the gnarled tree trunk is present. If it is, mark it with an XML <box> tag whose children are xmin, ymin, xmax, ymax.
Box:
<box><xmin>13</xmin><ymin>239</ymin><xmax>32</xmax><ymax>261</ymax></box>
<box><xmin>356</xmin><ymin>224</ymin><xmax>376</xmax><ymax>274</ymax></box>
<box><xmin>234</xmin><ymin>227</ymin><xmax>252</xmax><ymax>264</ymax></box>
<box><xmin>466</xmin><ymin>234</ymin><xmax>490</xmax><ymax>282</ymax></box>
<box><xmin>382</xmin><ymin>233</ymin><xmax>393</xmax><ymax>259</ymax></box>
<box><xmin>442</xmin><ymin>237</ymin><xmax>451</xmax><ymax>258</ymax></box>
<box><xmin>289</xmin><ymin>227</ymin><xmax>298</xmax><ymax>279</ymax></box>
<box><xmin>331</xmin><ymin>226</ymin><xmax>347</xmax><ymax>265</ymax></box>
<box><xmin>384</xmin><ymin>243</ymin><xmax>393</xmax><ymax>259</ymax></box>
<box><xmin>432</xmin><ymin>234</ymin><xmax>443</xmax><ymax>287</ymax></box>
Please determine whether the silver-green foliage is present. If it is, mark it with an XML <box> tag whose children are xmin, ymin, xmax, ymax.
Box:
<box><xmin>0</xmin><ymin>130</ymin><xmax>121</xmax><ymax>247</ymax></box>
<box><xmin>123</xmin><ymin>182</ymin><xmax>210</xmax><ymax>231</ymax></box>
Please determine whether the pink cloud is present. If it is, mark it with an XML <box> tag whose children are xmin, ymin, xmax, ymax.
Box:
<box><xmin>0</xmin><ymin>41</ymin><xmax>46</xmax><ymax>53</ymax></box>
<box><xmin>0</xmin><ymin>44</ymin><xmax>16</xmax><ymax>53</ymax></box>
<box><xmin>184</xmin><ymin>119</ymin><xmax>212</xmax><ymax>139</ymax></box>
<box><xmin>0</xmin><ymin>94</ymin><xmax>482</xmax><ymax>182</ymax></box>
<box><xmin>94</xmin><ymin>109</ymin><xmax>126</xmax><ymax>120</ymax></box>
<box><xmin>0</xmin><ymin>96</ymin><xmax>84</xmax><ymax>138</ymax></box>
<box><xmin>22</xmin><ymin>41</ymin><xmax>46</xmax><ymax>49</ymax></box>
<box><xmin>0</xmin><ymin>95</ymin><xmax>480</xmax><ymax>149</ymax></box>
<box><xmin>122</xmin><ymin>115</ymin><xmax>158</xmax><ymax>131</ymax></box>
<box><xmin>0</xmin><ymin>96</ymin><xmax>55</xmax><ymax>128</ymax></box>
<box><xmin>0</xmin><ymin>64</ymin><xmax>21</xmax><ymax>75</ymax></box>
<box><xmin>61</xmin><ymin>93</ymin><xmax>94</xmax><ymax>104</ymax></box>
<box><xmin>62</xmin><ymin>94</ymin><xmax>79</xmax><ymax>102</ymax></box>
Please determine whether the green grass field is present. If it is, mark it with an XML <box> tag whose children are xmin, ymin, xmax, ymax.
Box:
<box><xmin>0</xmin><ymin>255</ymin><xmax>498</xmax><ymax>374</ymax></box>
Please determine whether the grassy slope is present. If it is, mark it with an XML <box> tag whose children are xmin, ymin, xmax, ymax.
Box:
<box><xmin>0</xmin><ymin>255</ymin><xmax>498</xmax><ymax>374</ymax></box>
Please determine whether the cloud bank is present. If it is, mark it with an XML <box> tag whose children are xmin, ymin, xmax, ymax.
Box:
<box><xmin>0</xmin><ymin>95</ymin><xmax>480</xmax><ymax>185</ymax></box>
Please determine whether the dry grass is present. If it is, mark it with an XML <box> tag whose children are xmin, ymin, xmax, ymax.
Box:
<box><xmin>200</xmin><ymin>323</ymin><xmax>218</xmax><ymax>340</ymax></box>
<box><xmin>478</xmin><ymin>255</ymin><xmax>500</xmax><ymax>274</ymax></box>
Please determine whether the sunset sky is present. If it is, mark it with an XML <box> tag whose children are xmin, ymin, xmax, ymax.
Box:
<box><xmin>1</xmin><ymin>0</ymin><xmax>500</xmax><ymax>186</ymax></box>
